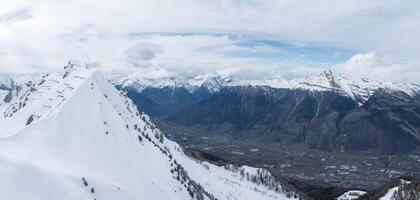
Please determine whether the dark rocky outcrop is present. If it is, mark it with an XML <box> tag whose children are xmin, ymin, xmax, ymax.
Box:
<box><xmin>359</xmin><ymin>177</ymin><xmax>420</xmax><ymax>200</ymax></box>
<box><xmin>3</xmin><ymin>90</ymin><xmax>13</xmax><ymax>103</ymax></box>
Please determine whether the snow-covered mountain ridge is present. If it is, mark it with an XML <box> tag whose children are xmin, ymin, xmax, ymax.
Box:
<box><xmin>0</xmin><ymin>64</ymin><xmax>303</xmax><ymax>200</ymax></box>
<box><xmin>113</xmin><ymin>69</ymin><xmax>420</xmax><ymax>105</ymax></box>
<box><xmin>113</xmin><ymin>73</ymin><xmax>233</xmax><ymax>94</ymax></box>
<box><xmin>291</xmin><ymin>69</ymin><xmax>420</xmax><ymax>104</ymax></box>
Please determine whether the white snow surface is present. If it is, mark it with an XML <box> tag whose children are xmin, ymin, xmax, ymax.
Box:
<box><xmin>379</xmin><ymin>187</ymin><xmax>399</xmax><ymax>200</ymax></box>
<box><xmin>336</xmin><ymin>190</ymin><xmax>366</xmax><ymax>200</ymax></box>
<box><xmin>114</xmin><ymin>73</ymin><xmax>233</xmax><ymax>94</ymax></box>
<box><xmin>378</xmin><ymin>179</ymin><xmax>413</xmax><ymax>200</ymax></box>
<box><xmin>0</xmin><ymin>65</ymin><xmax>299</xmax><ymax>200</ymax></box>
<box><xmin>115</xmin><ymin>72</ymin><xmax>196</xmax><ymax>93</ymax></box>
<box><xmin>290</xmin><ymin>69</ymin><xmax>420</xmax><ymax>104</ymax></box>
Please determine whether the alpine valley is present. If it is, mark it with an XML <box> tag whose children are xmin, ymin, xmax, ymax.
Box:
<box><xmin>114</xmin><ymin>68</ymin><xmax>420</xmax><ymax>199</ymax></box>
<box><xmin>1</xmin><ymin>63</ymin><xmax>419</xmax><ymax>200</ymax></box>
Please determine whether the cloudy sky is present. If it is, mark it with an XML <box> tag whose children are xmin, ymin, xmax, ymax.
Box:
<box><xmin>0</xmin><ymin>0</ymin><xmax>419</xmax><ymax>82</ymax></box>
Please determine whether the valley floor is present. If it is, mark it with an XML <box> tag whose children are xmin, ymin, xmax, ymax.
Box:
<box><xmin>161</xmin><ymin>124</ymin><xmax>420</xmax><ymax>199</ymax></box>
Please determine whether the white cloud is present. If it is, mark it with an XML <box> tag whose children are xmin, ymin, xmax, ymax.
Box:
<box><xmin>124</xmin><ymin>42</ymin><xmax>163</xmax><ymax>68</ymax></box>
<box><xmin>334</xmin><ymin>52</ymin><xmax>420</xmax><ymax>84</ymax></box>
<box><xmin>0</xmin><ymin>6</ymin><xmax>32</xmax><ymax>24</ymax></box>
<box><xmin>0</xmin><ymin>0</ymin><xmax>419</xmax><ymax>82</ymax></box>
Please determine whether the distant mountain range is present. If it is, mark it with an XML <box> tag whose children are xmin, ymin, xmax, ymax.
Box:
<box><xmin>114</xmin><ymin>69</ymin><xmax>420</xmax><ymax>154</ymax></box>
<box><xmin>2</xmin><ymin>64</ymin><xmax>418</xmax><ymax>199</ymax></box>
<box><xmin>113</xmin><ymin>69</ymin><xmax>420</xmax><ymax>105</ymax></box>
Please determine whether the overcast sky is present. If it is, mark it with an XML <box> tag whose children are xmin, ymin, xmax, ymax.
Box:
<box><xmin>0</xmin><ymin>0</ymin><xmax>419</xmax><ymax>82</ymax></box>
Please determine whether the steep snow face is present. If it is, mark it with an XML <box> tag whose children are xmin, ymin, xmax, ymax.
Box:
<box><xmin>291</xmin><ymin>69</ymin><xmax>420</xmax><ymax>104</ymax></box>
<box><xmin>380</xmin><ymin>187</ymin><xmax>399</xmax><ymax>200</ymax></box>
<box><xmin>292</xmin><ymin>69</ymin><xmax>377</xmax><ymax>103</ymax></box>
<box><xmin>0</xmin><ymin>66</ymin><xmax>90</xmax><ymax>137</ymax></box>
<box><xmin>190</xmin><ymin>74</ymin><xmax>232</xmax><ymax>93</ymax></box>
<box><xmin>0</xmin><ymin>65</ymin><xmax>301</xmax><ymax>200</ymax></box>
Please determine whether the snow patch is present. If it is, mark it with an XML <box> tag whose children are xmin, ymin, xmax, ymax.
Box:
<box><xmin>336</xmin><ymin>190</ymin><xmax>366</xmax><ymax>200</ymax></box>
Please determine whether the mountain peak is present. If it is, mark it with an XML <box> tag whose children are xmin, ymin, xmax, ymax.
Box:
<box><xmin>292</xmin><ymin>69</ymin><xmax>420</xmax><ymax>104</ymax></box>
<box><xmin>118</xmin><ymin>75</ymin><xmax>194</xmax><ymax>93</ymax></box>
<box><xmin>192</xmin><ymin>74</ymin><xmax>232</xmax><ymax>93</ymax></box>
<box><xmin>115</xmin><ymin>73</ymin><xmax>233</xmax><ymax>94</ymax></box>
<box><xmin>0</xmin><ymin>66</ymin><xmax>302</xmax><ymax>200</ymax></box>
<box><xmin>294</xmin><ymin>69</ymin><xmax>351</xmax><ymax>92</ymax></box>
<box><xmin>0</xmin><ymin>65</ymin><xmax>99</xmax><ymax>136</ymax></box>
<box><xmin>113</xmin><ymin>68</ymin><xmax>420</xmax><ymax>105</ymax></box>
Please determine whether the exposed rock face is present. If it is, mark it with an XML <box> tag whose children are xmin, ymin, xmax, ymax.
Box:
<box><xmin>3</xmin><ymin>91</ymin><xmax>13</xmax><ymax>103</ymax></box>
<box><xmin>359</xmin><ymin>90</ymin><xmax>420</xmax><ymax>153</ymax></box>
<box><xmin>121</xmin><ymin>84</ymin><xmax>213</xmax><ymax>117</ymax></box>
<box><xmin>121</xmin><ymin>84</ymin><xmax>420</xmax><ymax>154</ymax></box>
<box><xmin>166</xmin><ymin>87</ymin><xmax>358</xmax><ymax>150</ymax></box>
<box><xmin>115</xmin><ymin>69</ymin><xmax>420</xmax><ymax>155</ymax></box>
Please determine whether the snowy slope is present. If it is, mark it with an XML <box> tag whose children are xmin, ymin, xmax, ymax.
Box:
<box><xmin>336</xmin><ymin>190</ymin><xmax>366</xmax><ymax>200</ymax></box>
<box><xmin>0</xmin><ymin>64</ymin><xmax>302</xmax><ymax>200</ymax></box>
<box><xmin>377</xmin><ymin>179</ymin><xmax>418</xmax><ymax>200</ymax></box>
<box><xmin>380</xmin><ymin>187</ymin><xmax>399</xmax><ymax>200</ymax></box>
<box><xmin>291</xmin><ymin>69</ymin><xmax>420</xmax><ymax>104</ymax></box>
<box><xmin>189</xmin><ymin>74</ymin><xmax>233</xmax><ymax>93</ymax></box>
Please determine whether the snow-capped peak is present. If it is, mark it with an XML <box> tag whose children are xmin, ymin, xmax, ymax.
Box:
<box><xmin>115</xmin><ymin>73</ymin><xmax>233</xmax><ymax>94</ymax></box>
<box><xmin>292</xmin><ymin>69</ymin><xmax>420</xmax><ymax>104</ymax></box>
<box><xmin>118</xmin><ymin>75</ymin><xmax>195</xmax><ymax>93</ymax></box>
<box><xmin>112</xmin><ymin>68</ymin><xmax>420</xmax><ymax>105</ymax></box>
<box><xmin>293</xmin><ymin>69</ymin><xmax>365</xmax><ymax>100</ymax></box>
<box><xmin>0</xmin><ymin>65</ymin><xmax>302</xmax><ymax>200</ymax></box>
<box><xmin>190</xmin><ymin>73</ymin><xmax>232</xmax><ymax>93</ymax></box>
<box><xmin>0</xmin><ymin>63</ymin><xmax>98</xmax><ymax>136</ymax></box>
